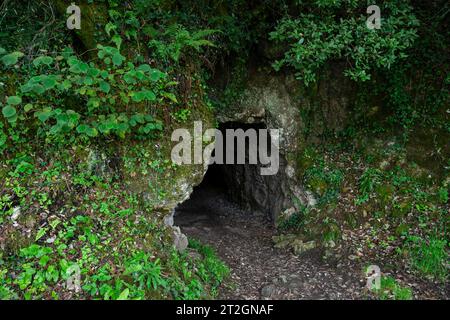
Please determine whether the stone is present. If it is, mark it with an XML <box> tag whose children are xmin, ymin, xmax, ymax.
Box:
<box><xmin>187</xmin><ymin>249</ymin><xmax>203</xmax><ymax>261</ymax></box>
<box><xmin>260</xmin><ymin>284</ymin><xmax>276</xmax><ymax>298</ymax></box>
<box><xmin>292</xmin><ymin>240</ymin><xmax>316</xmax><ymax>255</ymax></box>
<box><xmin>172</xmin><ymin>226</ymin><xmax>188</xmax><ymax>252</ymax></box>
<box><xmin>164</xmin><ymin>211</ymin><xmax>174</xmax><ymax>227</ymax></box>
<box><xmin>11</xmin><ymin>207</ymin><xmax>21</xmax><ymax>221</ymax></box>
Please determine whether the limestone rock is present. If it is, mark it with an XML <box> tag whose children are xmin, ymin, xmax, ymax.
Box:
<box><xmin>172</xmin><ymin>226</ymin><xmax>188</xmax><ymax>252</ymax></box>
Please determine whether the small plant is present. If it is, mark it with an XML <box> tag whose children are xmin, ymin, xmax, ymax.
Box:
<box><xmin>148</xmin><ymin>24</ymin><xmax>218</xmax><ymax>62</ymax></box>
<box><xmin>406</xmin><ymin>235</ymin><xmax>448</xmax><ymax>281</ymax></box>
<box><xmin>374</xmin><ymin>276</ymin><xmax>413</xmax><ymax>300</ymax></box>
<box><xmin>188</xmin><ymin>239</ymin><xmax>229</xmax><ymax>296</ymax></box>
<box><xmin>269</xmin><ymin>2</ymin><xmax>419</xmax><ymax>85</ymax></box>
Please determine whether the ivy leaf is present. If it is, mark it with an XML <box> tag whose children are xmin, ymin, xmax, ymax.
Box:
<box><xmin>7</xmin><ymin>96</ymin><xmax>21</xmax><ymax>105</ymax></box>
<box><xmin>2</xmin><ymin>105</ymin><xmax>16</xmax><ymax>118</ymax></box>
<box><xmin>1</xmin><ymin>51</ymin><xmax>24</xmax><ymax>66</ymax></box>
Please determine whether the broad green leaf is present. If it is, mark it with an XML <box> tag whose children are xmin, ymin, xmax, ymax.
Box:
<box><xmin>105</xmin><ymin>22</ymin><xmax>116</xmax><ymax>36</ymax></box>
<box><xmin>117</xmin><ymin>289</ymin><xmax>129</xmax><ymax>300</ymax></box>
<box><xmin>39</xmin><ymin>255</ymin><xmax>50</xmax><ymax>267</ymax></box>
<box><xmin>112</xmin><ymin>52</ymin><xmax>125</xmax><ymax>66</ymax></box>
<box><xmin>76</xmin><ymin>124</ymin><xmax>89</xmax><ymax>134</ymax></box>
<box><xmin>24</xmin><ymin>104</ymin><xmax>33</xmax><ymax>112</ymax></box>
<box><xmin>131</xmin><ymin>91</ymin><xmax>145</xmax><ymax>102</ymax></box>
<box><xmin>137</xmin><ymin>64</ymin><xmax>151</xmax><ymax>73</ymax></box>
<box><xmin>7</xmin><ymin>96</ymin><xmax>22</xmax><ymax>105</ymax></box>
<box><xmin>42</xmin><ymin>77</ymin><xmax>58</xmax><ymax>90</ymax></box>
<box><xmin>32</xmin><ymin>84</ymin><xmax>46</xmax><ymax>95</ymax></box>
<box><xmin>86</xmin><ymin>127</ymin><xmax>98</xmax><ymax>137</ymax></box>
<box><xmin>33</xmin><ymin>56</ymin><xmax>54</xmax><ymax>67</ymax></box>
<box><xmin>35</xmin><ymin>108</ymin><xmax>53</xmax><ymax>123</ymax></box>
<box><xmin>149</xmin><ymin>69</ymin><xmax>164</xmax><ymax>82</ymax></box>
<box><xmin>49</xmin><ymin>124</ymin><xmax>62</xmax><ymax>135</ymax></box>
<box><xmin>145</xmin><ymin>90</ymin><xmax>156</xmax><ymax>101</ymax></box>
<box><xmin>83</xmin><ymin>76</ymin><xmax>94</xmax><ymax>86</ymax></box>
<box><xmin>1</xmin><ymin>51</ymin><xmax>24</xmax><ymax>66</ymax></box>
<box><xmin>99</xmin><ymin>81</ymin><xmax>111</xmax><ymax>93</ymax></box>
<box><xmin>112</xmin><ymin>35</ymin><xmax>122</xmax><ymax>49</ymax></box>
<box><xmin>2</xmin><ymin>105</ymin><xmax>16</xmax><ymax>118</ymax></box>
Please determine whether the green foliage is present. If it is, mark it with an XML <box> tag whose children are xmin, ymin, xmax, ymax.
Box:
<box><xmin>1</xmin><ymin>45</ymin><xmax>171</xmax><ymax>141</ymax></box>
<box><xmin>301</xmin><ymin>148</ymin><xmax>344</xmax><ymax>205</ymax></box>
<box><xmin>270</xmin><ymin>1</ymin><xmax>419</xmax><ymax>85</ymax></box>
<box><xmin>1</xmin><ymin>51</ymin><xmax>25</xmax><ymax>67</ymax></box>
<box><xmin>373</xmin><ymin>276</ymin><xmax>413</xmax><ymax>300</ymax></box>
<box><xmin>188</xmin><ymin>239</ymin><xmax>230</xmax><ymax>295</ymax></box>
<box><xmin>148</xmin><ymin>24</ymin><xmax>218</xmax><ymax>63</ymax></box>
<box><xmin>0</xmin><ymin>150</ymin><xmax>229</xmax><ymax>300</ymax></box>
<box><xmin>406</xmin><ymin>235</ymin><xmax>448</xmax><ymax>281</ymax></box>
<box><xmin>356</xmin><ymin>168</ymin><xmax>382</xmax><ymax>205</ymax></box>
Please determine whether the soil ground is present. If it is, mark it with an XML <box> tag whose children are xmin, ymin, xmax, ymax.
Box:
<box><xmin>175</xmin><ymin>184</ymin><xmax>448</xmax><ymax>300</ymax></box>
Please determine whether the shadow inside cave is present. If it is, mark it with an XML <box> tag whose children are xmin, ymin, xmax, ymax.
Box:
<box><xmin>174</xmin><ymin>121</ymin><xmax>290</xmax><ymax>229</ymax></box>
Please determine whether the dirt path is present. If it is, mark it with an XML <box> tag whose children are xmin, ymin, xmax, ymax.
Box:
<box><xmin>175</xmin><ymin>186</ymin><xmax>367</xmax><ymax>300</ymax></box>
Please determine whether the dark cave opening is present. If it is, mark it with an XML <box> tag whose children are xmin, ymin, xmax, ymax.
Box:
<box><xmin>174</xmin><ymin>122</ymin><xmax>292</xmax><ymax>227</ymax></box>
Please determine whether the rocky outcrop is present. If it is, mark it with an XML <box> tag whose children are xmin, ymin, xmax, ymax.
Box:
<box><xmin>214</xmin><ymin>67</ymin><xmax>354</xmax><ymax>221</ymax></box>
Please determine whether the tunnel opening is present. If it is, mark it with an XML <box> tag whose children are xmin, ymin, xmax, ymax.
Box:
<box><xmin>174</xmin><ymin>121</ymin><xmax>292</xmax><ymax>229</ymax></box>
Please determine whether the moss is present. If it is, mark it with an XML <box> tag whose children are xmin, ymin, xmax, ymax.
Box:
<box><xmin>392</xmin><ymin>201</ymin><xmax>412</xmax><ymax>219</ymax></box>
<box><xmin>395</xmin><ymin>223</ymin><xmax>410</xmax><ymax>236</ymax></box>
<box><xmin>54</xmin><ymin>0</ymin><xmax>108</xmax><ymax>51</ymax></box>
<box><xmin>308</xmin><ymin>176</ymin><xmax>328</xmax><ymax>197</ymax></box>
<box><xmin>375</xmin><ymin>184</ymin><xmax>395</xmax><ymax>207</ymax></box>
<box><xmin>1</xmin><ymin>228</ymin><xmax>33</xmax><ymax>255</ymax></box>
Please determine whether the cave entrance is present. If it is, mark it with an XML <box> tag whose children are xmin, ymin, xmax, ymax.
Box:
<box><xmin>174</xmin><ymin>122</ymin><xmax>290</xmax><ymax>228</ymax></box>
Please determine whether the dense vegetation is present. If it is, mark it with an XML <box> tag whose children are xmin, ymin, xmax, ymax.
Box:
<box><xmin>0</xmin><ymin>0</ymin><xmax>448</xmax><ymax>300</ymax></box>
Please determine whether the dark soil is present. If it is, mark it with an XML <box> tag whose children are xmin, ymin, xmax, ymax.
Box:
<box><xmin>175</xmin><ymin>185</ymin><xmax>367</xmax><ymax>299</ymax></box>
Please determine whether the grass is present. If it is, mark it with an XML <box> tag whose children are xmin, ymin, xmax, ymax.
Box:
<box><xmin>188</xmin><ymin>239</ymin><xmax>230</xmax><ymax>297</ymax></box>
<box><xmin>406</xmin><ymin>235</ymin><xmax>448</xmax><ymax>281</ymax></box>
<box><xmin>372</xmin><ymin>276</ymin><xmax>413</xmax><ymax>300</ymax></box>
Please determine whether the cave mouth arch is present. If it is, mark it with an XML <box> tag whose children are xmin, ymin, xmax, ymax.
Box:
<box><xmin>174</xmin><ymin>121</ymin><xmax>291</xmax><ymax>227</ymax></box>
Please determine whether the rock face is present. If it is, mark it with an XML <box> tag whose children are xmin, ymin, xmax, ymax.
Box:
<box><xmin>82</xmin><ymin>66</ymin><xmax>353</xmax><ymax>245</ymax></box>
<box><xmin>220</xmin><ymin>153</ymin><xmax>292</xmax><ymax>220</ymax></box>
<box><xmin>215</xmin><ymin>67</ymin><xmax>353</xmax><ymax>221</ymax></box>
